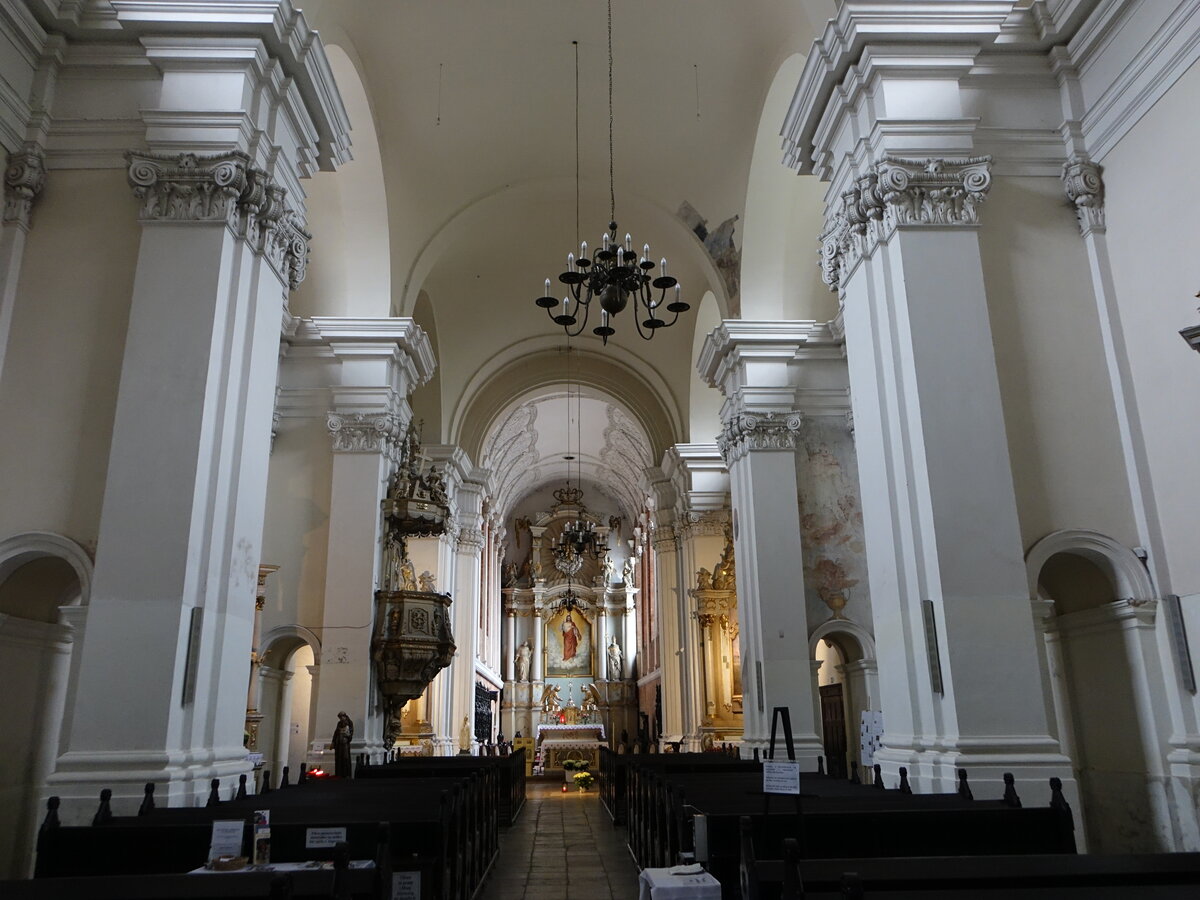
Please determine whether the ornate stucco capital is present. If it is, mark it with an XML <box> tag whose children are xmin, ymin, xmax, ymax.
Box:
<box><xmin>3</xmin><ymin>144</ymin><xmax>46</xmax><ymax>230</ymax></box>
<box><xmin>1062</xmin><ymin>155</ymin><xmax>1105</xmax><ymax>236</ymax></box>
<box><xmin>327</xmin><ymin>411</ymin><xmax>403</xmax><ymax>455</ymax></box>
<box><xmin>716</xmin><ymin>410</ymin><xmax>804</xmax><ymax>466</ymax></box>
<box><xmin>875</xmin><ymin>155</ymin><xmax>993</xmax><ymax>234</ymax></box>
<box><xmin>126</xmin><ymin>150</ymin><xmax>250</xmax><ymax>224</ymax></box>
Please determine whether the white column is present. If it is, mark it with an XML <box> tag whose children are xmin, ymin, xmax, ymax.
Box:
<box><xmin>623</xmin><ymin>588</ymin><xmax>638</xmax><ymax>681</ymax></box>
<box><xmin>834</xmin><ymin>159</ymin><xmax>1070</xmax><ymax>793</ymax></box>
<box><xmin>649</xmin><ymin>515</ymin><xmax>686</xmax><ymax>745</ymax></box>
<box><xmin>532</xmin><ymin>610</ymin><xmax>545</xmax><ymax>683</ymax></box>
<box><xmin>595</xmin><ymin>607</ymin><xmax>608</xmax><ymax>678</ymax></box>
<box><xmin>442</xmin><ymin>465</ymin><xmax>485</xmax><ymax>754</ymax></box>
<box><xmin>504</xmin><ymin>610</ymin><xmax>516</xmax><ymax>682</ymax></box>
<box><xmin>0</xmin><ymin>145</ymin><xmax>45</xmax><ymax>383</ymax></box>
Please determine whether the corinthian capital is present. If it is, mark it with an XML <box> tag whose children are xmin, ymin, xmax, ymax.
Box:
<box><xmin>875</xmin><ymin>156</ymin><xmax>992</xmax><ymax>234</ymax></box>
<box><xmin>1062</xmin><ymin>156</ymin><xmax>1105</xmax><ymax>236</ymax></box>
<box><xmin>716</xmin><ymin>411</ymin><xmax>804</xmax><ymax>466</ymax></box>
<box><xmin>327</xmin><ymin>411</ymin><xmax>402</xmax><ymax>455</ymax></box>
<box><xmin>4</xmin><ymin>144</ymin><xmax>46</xmax><ymax>230</ymax></box>
<box><xmin>126</xmin><ymin>151</ymin><xmax>250</xmax><ymax>224</ymax></box>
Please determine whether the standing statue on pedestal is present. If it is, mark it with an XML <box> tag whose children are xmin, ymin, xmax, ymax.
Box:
<box><xmin>515</xmin><ymin>639</ymin><xmax>532</xmax><ymax>682</ymax></box>
<box><xmin>603</xmin><ymin>554</ymin><xmax>615</xmax><ymax>584</ymax></box>
<box><xmin>332</xmin><ymin>711</ymin><xmax>354</xmax><ymax>778</ymax></box>
<box><xmin>459</xmin><ymin>716</ymin><xmax>472</xmax><ymax>755</ymax></box>
<box><xmin>622</xmin><ymin>556</ymin><xmax>636</xmax><ymax>584</ymax></box>
<box><xmin>607</xmin><ymin>636</ymin><xmax>623</xmax><ymax>681</ymax></box>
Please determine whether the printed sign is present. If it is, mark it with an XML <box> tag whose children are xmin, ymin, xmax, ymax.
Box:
<box><xmin>392</xmin><ymin>871</ymin><xmax>421</xmax><ymax>900</ymax></box>
<box><xmin>762</xmin><ymin>758</ymin><xmax>801</xmax><ymax>795</ymax></box>
<box><xmin>305</xmin><ymin>826</ymin><xmax>348</xmax><ymax>849</ymax></box>
<box><xmin>208</xmin><ymin>820</ymin><xmax>244</xmax><ymax>861</ymax></box>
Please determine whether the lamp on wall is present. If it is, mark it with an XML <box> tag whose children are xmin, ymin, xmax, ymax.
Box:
<box><xmin>535</xmin><ymin>1</ymin><xmax>690</xmax><ymax>344</ymax></box>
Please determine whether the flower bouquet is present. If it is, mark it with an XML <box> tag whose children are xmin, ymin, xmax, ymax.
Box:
<box><xmin>573</xmin><ymin>771</ymin><xmax>595</xmax><ymax>791</ymax></box>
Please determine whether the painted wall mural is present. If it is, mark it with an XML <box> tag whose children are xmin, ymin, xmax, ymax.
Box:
<box><xmin>796</xmin><ymin>417</ymin><xmax>870</xmax><ymax>631</ymax></box>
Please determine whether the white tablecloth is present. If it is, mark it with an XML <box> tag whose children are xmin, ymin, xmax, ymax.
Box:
<box><xmin>638</xmin><ymin>867</ymin><xmax>721</xmax><ymax>900</ymax></box>
<box><xmin>536</xmin><ymin>722</ymin><xmax>605</xmax><ymax>740</ymax></box>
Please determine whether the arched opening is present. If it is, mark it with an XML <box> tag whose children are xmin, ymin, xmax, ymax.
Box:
<box><xmin>1029</xmin><ymin>532</ymin><xmax>1169</xmax><ymax>852</ymax></box>
<box><xmin>0</xmin><ymin>534</ymin><xmax>90</xmax><ymax>878</ymax></box>
<box><xmin>810</xmin><ymin>622</ymin><xmax>878</xmax><ymax>784</ymax></box>
<box><xmin>258</xmin><ymin>628</ymin><xmax>321</xmax><ymax>786</ymax></box>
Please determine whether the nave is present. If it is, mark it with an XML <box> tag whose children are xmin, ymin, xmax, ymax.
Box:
<box><xmin>478</xmin><ymin>782</ymin><xmax>639</xmax><ymax>900</ymax></box>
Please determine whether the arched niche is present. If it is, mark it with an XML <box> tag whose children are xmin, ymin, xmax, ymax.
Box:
<box><xmin>289</xmin><ymin>43</ymin><xmax>392</xmax><ymax>318</ymax></box>
<box><xmin>0</xmin><ymin>532</ymin><xmax>91</xmax><ymax>878</ymax></box>
<box><xmin>258</xmin><ymin>626</ymin><xmax>323</xmax><ymax>786</ymax></box>
<box><xmin>740</xmin><ymin>52</ymin><xmax>834</xmax><ymax>322</ymax></box>
<box><xmin>1026</xmin><ymin>530</ymin><xmax>1170</xmax><ymax>853</ymax></box>
<box><xmin>808</xmin><ymin>618</ymin><xmax>878</xmax><ymax>782</ymax></box>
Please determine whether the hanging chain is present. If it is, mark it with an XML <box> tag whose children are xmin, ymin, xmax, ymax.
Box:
<box><xmin>608</xmin><ymin>0</ymin><xmax>615</xmax><ymax>224</ymax></box>
<box><xmin>574</xmin><ymin>40</ymin><xmax>580</xmax><ymax>248</ymax></box>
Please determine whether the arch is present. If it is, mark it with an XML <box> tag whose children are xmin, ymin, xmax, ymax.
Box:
<box><xmin>450</xmin><ymin>336</ymin><xmax>683</xmax><ymax>464</ymax></box>
<box><xmin>808</xmin><ymin>617</ymin><xmax>877</xmax><ymax>663</ymax></box>
<box><xmin>398</xmin><ymin>177</ymin><xmax>732</xmax><ymax>320</ymax></box>
<box><xmin>260</xmin><ymin>624</ymin><xmax>322</xmax><ymax>671</ymax></box>
<box><xmin>0</xmin><ymin>532</ymin><xmax>92</xmax><ymax>608</ymax></box>
<box><xmin>1024</xmin><ymin>529</ymin><xmax>1155</xmax><ymax>605</ymax></box>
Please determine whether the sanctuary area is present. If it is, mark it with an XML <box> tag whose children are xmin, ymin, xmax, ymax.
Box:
<box><xmin>2</xmin><ymin>0</ymin><xmax>1200</xmax><ymax>893</ymax></box>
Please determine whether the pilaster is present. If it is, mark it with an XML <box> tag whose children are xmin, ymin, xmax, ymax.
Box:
<box><xmin>0</xmin><ymin>143</ymin><xmax>46</xmax><ymax>382</ymax></box>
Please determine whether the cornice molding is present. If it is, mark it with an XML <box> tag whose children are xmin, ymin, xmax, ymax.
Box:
<box><xmin>3</xmin><ymin>143</ymin><xmax>46</xmax><ymax>230</ymax></box>
<box><xmin>1061</xmin><ymin>154</ymin><xmax>1104</xmax><ymax>236</ymax></box>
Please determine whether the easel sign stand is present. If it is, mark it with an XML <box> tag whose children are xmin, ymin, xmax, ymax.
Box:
<box><xmin>762</xmin><ymin>706</ymin><xmax>804</xmax><ymax>857</ymax></box>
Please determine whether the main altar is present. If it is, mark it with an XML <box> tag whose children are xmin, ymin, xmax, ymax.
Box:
<box><xmin>498</xmin><ymin>488</ymin><xmax>641</xmax><ymax>761</ymax></box>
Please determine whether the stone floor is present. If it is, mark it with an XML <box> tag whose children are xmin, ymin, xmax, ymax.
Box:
<box><xmin>477</xmin><ymin>780</ymin><xmax>641</xmax><ymax>900</ymax></box>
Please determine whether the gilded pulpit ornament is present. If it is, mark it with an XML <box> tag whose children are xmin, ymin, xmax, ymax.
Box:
<box><xmin>373</xmin><ymin>422</ymin><xmax>456</xmax><ymax>746</ymax></box>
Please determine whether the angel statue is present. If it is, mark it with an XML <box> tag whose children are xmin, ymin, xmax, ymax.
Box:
<box><xmin>581</xmin><ymin>683</ymin><xmax>602</xmax><ymax>720</ymax></box>
<box><xmin>540</xmin><ymin>683</ymin><xmax>562</xmax><ymax>716</ymax></box>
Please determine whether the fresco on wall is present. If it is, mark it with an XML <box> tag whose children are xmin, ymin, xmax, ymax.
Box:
<box><xmin>546</xmin><ymin>608</ymin><xmax>593</xmax><ymax>677</ymax></box>
<box><xmin>796</xmin><ymin>417</ymin><xmax>869</xmax><ymax>626</ymax></box>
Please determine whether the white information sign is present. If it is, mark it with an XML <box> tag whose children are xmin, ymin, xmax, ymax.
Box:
<box><xmin>305</xmin><ymin>826</ymin><xmax>348</xmax><ymax>849</ymax></box>
<box><xmin>392</xmin><ymin>871</ymin><xmax>421</xmax><ymax>900</ymax></box>
<box><xmin>762</xmin><ymin>759</ymin><xmax>801</xmax><ymax>795</ymax></box>
<box><xmin>208</xmin><ymin>820</ymin><xmax>244</xmax><ymax>861</ymax></box>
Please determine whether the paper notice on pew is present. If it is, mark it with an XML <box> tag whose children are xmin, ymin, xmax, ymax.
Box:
<box><xmin>762</xmin><ymin>759</ymin><xmax>801</xmax><ymax>795</ymax></box>
<box><xmin>305</xmin><ymin>826</ymin><xmax>348</xmax><ymax>848</ymax></box>
<box><xmin>392</xmin><ymin>871</ymin><xmax>420</xmax><ymax>900</ymax></box>
<box><xmin>208</xmin><ymin>820</ymin><xmax>245</xmax><ymax>862</ymax></box>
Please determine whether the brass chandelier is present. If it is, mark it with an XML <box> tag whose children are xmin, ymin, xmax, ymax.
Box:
<box><xmin>535</xmin><ymin>0</ymin><xmax>690</xmax><ymax>344</ymax></box>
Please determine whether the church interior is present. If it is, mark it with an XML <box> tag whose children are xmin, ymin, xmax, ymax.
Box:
<box><xmin>2</xmin><ymin>0</ymin><xmax>1200</xmax><ymax>892</ymax></box>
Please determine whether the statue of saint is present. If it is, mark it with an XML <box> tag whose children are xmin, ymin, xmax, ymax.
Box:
<box><xmin>399</xmin><ymin>558</ymin><xmax>417</xmax><ymax>591</ymax></box>
<box><xmin>514</xmin><ymin>639</ymin><xmax>532</xmax><ymax>682</ymax></box>
<box><xmin>458</xmin><ymin>716</ymin><xmax>472</xmax><ymax>754</ymax></box>
<box><xmin>622</xmin><ymin>556</ymin><xmax>636</xmax><ymax>584</ymax></box>
<box><xmin>607</xmin><ymin>636</ymin><xmax>623</xmax><ymax>681</ymax></box>
<box><xmin>332</xmin><ymin>711</ymin><xmax>354</xmax><ymax>778</ymax></box>
<box><xmin>603</xmin><ymin>553</ymin><xmax>615</xmax><ymax>584</ymax></box>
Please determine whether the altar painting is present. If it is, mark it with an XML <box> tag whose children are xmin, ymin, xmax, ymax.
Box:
<box><xmin>546</xmin><ymin>608</ymin><xmax>593</xmax><ymax>676</ymax></box>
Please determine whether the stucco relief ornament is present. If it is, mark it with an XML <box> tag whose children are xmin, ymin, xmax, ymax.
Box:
<box><xmin>327</xmin><ymin>411</ymin><xmax>402</xmax><ymax>453</ymax></box>
<box><xmin>717</xmin><ymin>410</ymin><xmax>804</xmax><ymax>465</ymax></box>
<box><xmin>126</xmin><ymin>151</ymin><xmax>249</xmax><ymax>224</ymax></box>
<box><xmin>3</xmin><ymin>144</ymin><xmax>46</xmax><ymax>229</ymax></box>
<box><xmin>875</xmin><ymin>156</ymin><xmax>992</xmax><ymax>234</ymax></box>
<box><xmin>1062</xmin><ymin>156</ymin><xmax>1105</xmax><ymax>236</ymax></box>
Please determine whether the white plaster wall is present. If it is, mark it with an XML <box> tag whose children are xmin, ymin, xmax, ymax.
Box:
<box><xmin>0</xmin><ymin>170</ymin><xmax>138</xmax><ymax>545</ymax></box>
<box><xmin>980</xmin><ymin>175</ymin><xmax>1139</xmax><ymax>550</ymax></box>
<box><xmin>740</xmin><ymin>53</ymin><xmax>833</xmax><ymax>322</ymax></box>
<box><xmin>1100</xmin><ymin>57</ymin><xmax>1200</xmax><ymax>596</ymax></box>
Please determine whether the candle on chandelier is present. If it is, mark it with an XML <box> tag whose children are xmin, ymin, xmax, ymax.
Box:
<box><xmin>544</xmin><ymin>278</ymin><xmax>551</xmax><ymax>297</ymax></box>
<box><xmin>580</xmin><ymin>241</ymin><xmax>588</xmax><ymax>260</ymax></box>
<box><xmin>660</xmin><ymin>258</ymin><xmax>668</xmax><ymax>277</ymax></box>
<box><xmin>567</xmin><ymin>252</ymin><xmax>575</xmax><ymax>272</ymax></box>
<box><xmin>624</xmin><ymin>233</ymin><xmax>632</xmax><ymax>252</ymax></box>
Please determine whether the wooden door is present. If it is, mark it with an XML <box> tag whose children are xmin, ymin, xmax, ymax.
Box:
<box><xmin>820</xmin><ymin>683</ymin><xmax>848</xmax><ymax>778</ymax></box>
